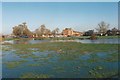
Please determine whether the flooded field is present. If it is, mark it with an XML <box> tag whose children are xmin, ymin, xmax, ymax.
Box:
<box><xmin>2</xmin><ymin>38</ymin><xmax>119</xmax><ymax>44</ymax></box>
<box><xmin>2</xmin><ymin>41</ymin><xmax>119</xmax><ymax>78</ymax></box>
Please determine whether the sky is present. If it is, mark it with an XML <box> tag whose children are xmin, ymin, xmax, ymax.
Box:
<box><xmin>0</xmin><ymin>2</ymin><xmax>2</xmax><ymax>34</ymax></box>
<box><xmin>1</xmin><ymin>0</ymin><xmax>120</xmax><ymax>2</ymax></box>
<box><xmin>1</xmin><ymin>1</ymin><xmax>119</xmax><ymax>34</ymax></box>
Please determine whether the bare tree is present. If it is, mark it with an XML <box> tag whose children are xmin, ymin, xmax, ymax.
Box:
<box><xmin>45</xmin><ymin>29</ymin><xmax>51</xmax><ymax>35</ymax></box>
<box><xmin>55</xmin><ymin>28</ymin><xmax>59</xmax><ymax>34</ymax></box>
<box><xmin>52</xmin><ymin>28</ymin><xmax>59</xmax><ymax>37</ymax></box>
<box><xmin>40</xmin><ymin>24</ymin><xmax>46</xmax><ymax>35</ymax></box>
<box><xmin>35</xmin><ymin>24</ymin><xmax>51</xmax><ymax>37</ymax></box>
<box><xmin>96</xmin><ymin>21</ymin><xmax>109</xmax><ymax>35</ymax></box>
<box><xmin>35</xmin><ymin>25</ymin><xmax>44</xmax><ymax>36</ymax></box>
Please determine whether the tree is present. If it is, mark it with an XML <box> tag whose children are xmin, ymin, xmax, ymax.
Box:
<box><xmin>35</xmin><ymin>24</ymin><xmax>51</xmax><ymax>37</ymax></box>
<box><xmin>13</xmin><ymin>26</ymin><xmax>21</xmax><ymax>36</ymax></box>
<box><xmin>111</xmin><ymin>27</ymin><xmax>118</xmax><ymax>36</ymax></box>
<box><xmin>23</xmin><ymin>22</ymin><xmax>27</xmax><ymax>27</ymax></box>
<box><xmin>40</xmin><ymin>24</ymin><xmax>46</xmax><ymax>35</ymax></box>
<box><xmin>96</xmin><ymin>21</ymin><xmax>109</xmax><ymax>36</ymax></box>
<box><xmin>13</xmin><ymin>22</ymin><xmax>32</xmax><ymax>37</ymax></box>
<box><xmin>52</xmin><ymin>28</ymin><xmax>59</xmax><ymax>37</ymax></box>
<box><xmin>106</xmin><ymin>30</ymin><xmax>112</xmax><ymax>36</ymax></box>
<box><xmin>84</xmin><ymin>30</ymin><xmax>94</xmax><ymax>36</ymax></box>
<box><xmin>55</xmin><ymin>28</ymin><xmax>59</xmax><ymax>34</ymax></box>
<box><xmin>35</xmin><ymin>24</ymin><xmax>46</xmax><ymax>36</ymax></box>
<box><xmin>45</xmin><ymin>29</ymin><xmax>51</xmax><ymax>35</ymax></box>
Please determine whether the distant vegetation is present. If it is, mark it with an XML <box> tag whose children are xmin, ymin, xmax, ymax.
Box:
<box><xmin>1</xmin><ymin>21</ymin><xmax>119</xmax><ymax>41</ymax></box>
<box><xmin>12</xmin><ymin>22</ymin><xmax>60</xmax><ymax>38</ymax></box>
<box><xmin>13</xmin><ymin>22</ymin><xmax>32</xmax><ymax>37</ymax></box>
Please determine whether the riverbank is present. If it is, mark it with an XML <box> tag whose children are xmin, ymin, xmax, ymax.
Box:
<box><xmin>3</xmin><ymin>36</ymin><xmax>119</xmax><ymax>41</ymax></box>
<box><xmin>96</xmin><ymin>36</ymin><xmax>119</xmax><ymax>39</ymax></box>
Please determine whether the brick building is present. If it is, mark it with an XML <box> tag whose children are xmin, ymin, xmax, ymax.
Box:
<box><xmin>62</xmin><ymin>28</ymin><xmax>83</xmax><ymax>37</ymax></box>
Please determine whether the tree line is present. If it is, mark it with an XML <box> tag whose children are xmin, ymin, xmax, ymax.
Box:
<box><xmin>12</xmin><ymin>21</ymin><xmax>120</xmax><ymax>38</ymax></box>
<box><xmin>13</xmin><ymin>22</ymin><xmax>60</xmax><ymax>38</ymax></box>
<box><xmin>84</xmin><ymin>21</ymin><xmax>119</xmax><ymax>36</ymax></box>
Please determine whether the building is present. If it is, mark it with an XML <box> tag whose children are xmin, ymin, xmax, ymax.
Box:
<box><xmin>62</xmin><ymin>28</ymin><xmax>73</xmax><ymax>37</ymax></box>
<box><xmin>62</xmin><ymin>28</ymin><xmax>83</xmax><ymax>37</ymax></box>
<box><xmin>0</xmin><ymin>34</ymin><xmax>2</xmax><ymax>42</ymax></box>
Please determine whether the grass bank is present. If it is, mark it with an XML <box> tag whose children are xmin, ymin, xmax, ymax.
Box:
<box><xmin>3</xmin><ymin>35</ymin><xmax>119</xmax><ymax>41</ymax></box>
<box><xmin>96</xmin><ymin>36</ymin><xmax>119</xmax><ymax>39</ymax></box>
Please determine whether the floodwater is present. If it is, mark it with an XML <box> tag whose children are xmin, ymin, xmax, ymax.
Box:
<box><xmin>0</xmin><ymin>45</ymin><xmax>2</xmax><ymax>79</ymax></box>
<box><xmin>3</xmin><ymin>38</ymin><xmax>120</xmax><ymax>44</ymax></box>
<box><xmin>1</xmin><ymin>38</ymin><xmax>119</xmax><ymax>78</ymax></box>
<box><xmin>2</xmin><ymin>47</ymin><xmax>118</xmax><ymax>78</ymax></box>
<box><xmin>76</xmin><ymin>38</ymin><xmax>119</xmax><ymax>44</ymax></box>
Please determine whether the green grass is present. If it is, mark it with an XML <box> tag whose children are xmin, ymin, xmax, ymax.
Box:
<box><xmin>2</xmin><ymin>42</ymin><xmax>119</xmax><ymax>78</ymax></box>
<box><xmin>4</xmin><ymin>60</ymin><xmax>27</xmax><ymax>69</ymax></box>
<box><xmin>89</xmin><ymin>66</ymin><xmax>118</xmax><ymax>78</ymax></box>
<box><xmin>20</xmin><ymin>73</ymin><xmax>52</xmax><ymax>78</ymax></box>
<box><xmin>3</xmin><ymin>35</ymin><xmax>119</xmax><ymax>42</ymax></box>
<box><xmin>10</xmin><ymin>42</ymin><xmax>118</xmax><ymax>54</ymax></box>
<box><xmin>3</xmin><ymin>42</ymin><xmax>118</xmax><ymax>64</ymax></box>
<box><xmin>104</xmin><ymin>52</ymin><xmax>118</xmax><ymax>62</ymax></box>
<box><xmin>4</xmin><ymin>37</ymin><xmax>32</xmax><ymax>41</ymax></box>
<box><xmin>96</xmin><ymin>36</ymin><xmax>119</xmax><ymax>39</ymax></box>
<box><xmin>34</xmin><ymin>36</ymin><xmax>119</xmax><ymax>40</ymax></box>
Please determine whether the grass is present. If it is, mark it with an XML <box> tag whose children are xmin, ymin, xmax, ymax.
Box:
<box><xmin>28</xmin><ymin>63</ymin><xmax>42</xmax><ymax>67</ymax></box>
<box><xmin>96</xmin><ymin>36</ymin><xmax>119</xmax><ymax>39</ymax></box>
<box><xmin>3</xmin><ymin>42</ymin><xmax>118</xmax><ymax>63</ymax></box>
<box><xmin>2</xmin><ymin>45</ymin><xmax>12</xmax><ymax>51</ymax></box>
<box><xmin>104</xmin><ymin>53</ymin><xmax>118</xmax><ymax>62</ymax></box>
<box><xmin>10</xmin><ymin>42</ymin><xmax>118</xmax><ymax>54</ymax></box>
<box><xmin>38</xmin><ymin>36</ymin><xmax>119</xmax><ymax>40</ymax></box>
<box><xmin>4</xmin><ymin>60</ymin><xmax>27</xmax><ymax>69</ymax></box>
<box><xmin>3</xmin><ymin>35</ymin><xmax>119</xmax><ymax>42</ymax></box>
<box><xmin>20</xmin><ymin>73</ymin><xmax>52</xmax><ymax>78</ymax></box>
<box><xmin>89</xmin><ymin>66</ymin><xmax>118</xmax><ymax>78</ymax></box>
<box><xmin>2</xmin><ymin>41</ymin><xmax>119</xmax><ymax>78</ymax></box>
<box><xmin>53</xmin><ymin>66</ymin><xmax>65</xmax><ymax>72</ymax></box>
<box><xmin>4</xmin><ymin>37</ymin><xmax>31</xmax><ymax>41</ymax></box>
<box><xmin>3</xmin><ymin>42</ymin><xmax>118</xmax><ymax>65</ymax></box>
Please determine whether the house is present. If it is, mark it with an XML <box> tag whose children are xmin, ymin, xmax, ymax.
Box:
<box><xmin>73</xmin><ymin>31</ymin><xmax>83</xmax><ymax>37</ymax></box>
<box><xmin>0</xmin><ymin>35</ymin><xmax>2</xmax><ymax>42</ymax></box>
<box><xmin>62</xmin><ymin>28</ymin><xmax>83</xmax><ymax>37</ymax></box>
<box><xmin>62</xmin><ymin>28</ymin><xmax>73</xmax><ymax>37</ymax></box>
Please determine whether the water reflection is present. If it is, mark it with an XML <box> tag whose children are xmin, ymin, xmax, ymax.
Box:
<box><xmin>76</xmin><ymin>38</ymin><xmax>119</xmax><ymax>44</ymax></box>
